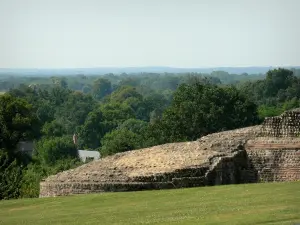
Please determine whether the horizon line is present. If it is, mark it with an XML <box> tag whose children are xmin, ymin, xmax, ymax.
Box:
<box><xmin>0</xmin><ymin>65</ymin><xmax>300</xmax><ymax>70</ymax></box>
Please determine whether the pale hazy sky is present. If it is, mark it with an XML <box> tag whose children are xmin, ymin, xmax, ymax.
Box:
<box><xmin>0</xmin><ymin>0</ymin><xmax>299</xmax><ymax>68</ymax></box>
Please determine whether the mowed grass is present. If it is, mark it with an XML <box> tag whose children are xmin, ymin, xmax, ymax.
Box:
<box><xmin>0</xmin><ymin>182</ymin><xmax>300</xmax><ymax>225</ymax></box>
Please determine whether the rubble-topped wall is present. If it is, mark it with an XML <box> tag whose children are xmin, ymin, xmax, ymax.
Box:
<box><xmin>39</xmin><ymin>148</ymin><xmax>259</xmax><ymax>197</ymax></box>
<box><xmin>261</xmin><ymin>108</ymin><xmax>300</xmax><ymax>137</ymax></box>
<box><xmin>39</xmin><ymin>126</ymin><xmax>261</xmax><ymax>197</ymax></box>
<box><xmin>39</xmin><ymin>110</ymin><xmax>300</xmax><ymax>197</ymax></box>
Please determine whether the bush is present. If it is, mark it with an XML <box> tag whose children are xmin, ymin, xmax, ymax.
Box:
<box><xmin>0</xmin><ymin>150</ymin><xmax>23</xmax><ymax>200</ymax></box>
<box><xmin>20</xmin><ymin>157</ymin><xmax>83</xmax><ymax>198</ymax></box>
<box><xmin>20</xmin><ymin>161</ymin><xmax>46</xmax><ymax>198</ymax></box>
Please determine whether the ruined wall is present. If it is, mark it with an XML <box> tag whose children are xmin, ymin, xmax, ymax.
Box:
<box><xmin>40</xmin><ymin>141</ymin><xmax>300</xmax><ymax>197</ymax></box>
<box><xmin>39</xmin><ymin>110</ymin><xmax>300</xmax><ymax>197</ymax></box>
<box><xmin>40</xmin><ymin>150</ymin><xmax>259</xmax><ymax>197</ymax></box>
<box><xmin>40</xmin><ymin>181</ymin><xmax>177</xmax><ymax>197</ymax></box>
<box><xmin>40</xmin><ymin>167</ymin><xmax>208</xmax><ymax>197</ymax></box>
<box><xmin>252</xmin><ymin>109</ymin><xmax>300</xmax><ymax>182</ymax></box>
<box><xmin>203</xmin><ymin>138</ymin><xmax>300</xmax><ymax>184</ymax></box>
<box><xmin>204</xmin><ymin>150</ymin><xmax>258</xmax><ymax>186</ymax></box>
<box><xmin>261</xmin><ymin>109</ymin><xmax>300</xmax><ymax>137</ymax></box>
<box><xmin>246</xmin><ymin>138</ymin><xmax>300</xmax><ymax>182</ymax></box>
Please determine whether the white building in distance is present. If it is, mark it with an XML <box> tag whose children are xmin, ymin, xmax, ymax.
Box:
<box><xmin>78</xmin><ymin>150</ymin><xmax>101</xmax><ymax>163</ymax></box>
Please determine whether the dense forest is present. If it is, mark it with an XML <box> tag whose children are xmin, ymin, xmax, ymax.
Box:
<box><xmin>1</xmin><ymin>68</ymin><xmax>300</xmax><ymax>200</ymax></box>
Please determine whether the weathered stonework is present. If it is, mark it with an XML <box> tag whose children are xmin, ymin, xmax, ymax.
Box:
<box><xmin>39</xmin><ymin>110</ymin><xmax>300</xmax><ymax>197</ymax></box>
<box><xmin>246</xmin><ymin>138</ymin><xmax>300</xmax><ymax>182</ymax></box>
<box><xmin>261</xmin><ymin>108</ymin><xmax>300</xmax><ymax>137</ymax></box>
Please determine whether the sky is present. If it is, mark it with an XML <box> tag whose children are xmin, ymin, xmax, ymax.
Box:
<box><xmin>0</xmin><ymin>0</ymin><xmax>299</xmax><ymax>68</ymax></box>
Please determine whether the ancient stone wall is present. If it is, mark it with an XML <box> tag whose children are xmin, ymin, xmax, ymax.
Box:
<box><xmin>39</xmin><ymin>142</ymin><xmax>300</xmax><ymax>197</ymax></box>
<box><xmin>39</xmin><ymin>150</ymin><xmax>259</xmax><ymax>197</ymax></box>
<box><xmin>204</xmin><ymin>150</ymin><xmax>258</xmax><ymax>186</ymax></box>
<box><xmin>261</xmin><ymin>109</ymin><xmax>300</xmax><ymax>137</ymax></box>
<box><xmin>39</xmin><ymin>110</ymin><xmax>300</xmax><ymax>197</ymax></box>
<box><xmin>246</xmin><ymin>138</ymin><xmax>300</xmax><ymax>182</ymax></box>
<box><xmin>39</xmin><ymin>167</ymin><xmax>209</xmax><ymax>197</ymax></box>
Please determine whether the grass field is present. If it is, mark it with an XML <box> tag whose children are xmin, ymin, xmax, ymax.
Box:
<box><xmin>0</xmin><ymin>91</ymin><xmax>5</xmax><ymax>95</ymax></box>
<box><xmin>0</xmin><ymin>182</ymin><xmax>299</xmax><ymax>225</ymax></box>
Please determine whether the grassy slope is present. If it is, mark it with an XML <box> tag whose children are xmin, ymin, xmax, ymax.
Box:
<box><xmin>0</xmin><ymin>182</ymin><xmax>299</xmax><ymax>225</ymax></box>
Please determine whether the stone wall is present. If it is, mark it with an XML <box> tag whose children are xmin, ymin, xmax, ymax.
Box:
<box><xmin>203</xmin><ymin>138</ymin><xmax>300</xmax><ymax>184</ymax></box>
<box><xmin>39</xmin><ymin>167</ymin><xmax>209</xmax><ymax>197</ymax></box>
<box><xmin>39</xmin><ymin>149</ymin><xmax>259</xmax><ymax>197</ymax></box>
<box><xmin>246</xmin><ymin>138</ymin><xmax>300</xmax><ymax>182</ymax></box>
<box><xmin>261</xmin><ymin>109</ymin><xmax>300</xmax><ymax>137</ymax></box>
<box><xmin>39</xmin><ymin>141</ymin><xmax>300</xmax><ymax>197</ymax></box>
<box><xmin>204</xmin><ymin>149</ymin><xmax>258</xmax><ymax>186</ymax></box>
<box><xmin>39</xmin><ymin>110</ymin><xmax>300</xmax><ymax>197</ymax></box>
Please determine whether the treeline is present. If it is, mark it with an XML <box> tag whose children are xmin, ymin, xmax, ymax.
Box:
<box><xmin>1</xmin><ymin>68</ymin><xmax>300</xmax><ymax>200</ymax></box>
<box><xmin>238</xmin><ymin>68</ymin><xmax>300</xmax><ymax>119</ymax></box>
<box><xmin>0</xmin><ymin>70</ymin><xmax>268</xmax><ymax>93</ymax></box>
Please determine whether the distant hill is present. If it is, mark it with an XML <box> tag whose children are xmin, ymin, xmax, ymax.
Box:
<box><xmin>0</xmin><ymin>66</ymin><xmax>299</xmax><ymax>76</ymax></box>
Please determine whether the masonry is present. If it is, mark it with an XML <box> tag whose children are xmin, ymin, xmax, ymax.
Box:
<box><xmin>260</xmin><ymin>108</ymin><xmax>300</xmax><ymax>137</ymax></box>
<box><xmin>246</xmin><ymin>138</ymin><xmax>300</xmax><ymax>182</ymax></box>
<box><xmin>39</xmin><ymin>109</ymin><xmax>300</xmax><ymax>197</ymax></box>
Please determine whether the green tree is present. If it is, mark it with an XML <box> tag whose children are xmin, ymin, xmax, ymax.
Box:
<box><xmin>282</xmin><ymin>97</ymin><xmax>300</xmax><ymax>111</ymax></box>
<box><xmin>257</xmin><ymin>105</ymin><xmax>284</xmax><ymax>120</ymax></box>
<box><xmin>41</xmin><ymin>120</ymin><xmax>67</xmax><ymax>137</ymax></box>
<box><xmin>119</xmin><ymin>77</ymin><xmax>140</xmax><ymax>87</ymax></box>
<box><xmin>100</xmin><ymin>129</ymin><xmax>141</xmax><ymax>156</ymax></box>
<box><xmin>265</xmin><ymin>68</ymin><xmax>295</xmax><ymax>95</ymax></box>
<box><xmin>92</xmin><ymin>78</ymin><xmax>112</xmax><ymax>100</ymax></box>
<box><xmin>51</xmin><ymin>77</ymin><xmax>68</xmax><ymax>89</ymax></box>
<box><xmin>118</xmin><ymin>118</ymin><xmax>148</xmax><ymax>134</ymax></box>
<box><xmin>155</xmin><ymin>82</ymin><xmax>259</xmax><ymax>142</ymax></box>
<box><xmin>100</xmin><ymin>102</ymin><xmax>135</xmax><ymax>127</ymax></box>
<box><xmin>55</xmin><ymin>91</ymin><xmax>97</xmax><ymax>134</ymax></box>
<box><xmin>35</xmin><ymin>136</ymin><xmax>78</xmax><ymax>165</ymax></box>
<box><xmin>108</xmin><ymin>86</ymin><xmax>142</xmax><ymax>102</ymax></box>
<box><xmin>142</xmin><ymin>93</ymin><xmax>169</xmax><ymax>121</ymax></box>
<box><xmin>82</xmin><ymin>85</ymin><xmax>92</xmax><ymax>94</ymax></box>
<box><xmin>0</xmin><ymin>94</ymin><xmax>36</xmax><ymax>151</ymax></box>
<box><xmin>36</xmin><ymin>101</ymin><xmax>55</xmax><ymax>123</ymax></box>
<box><xmin>77</xmin><ymin>110</ymin><xmax>107</xmax><ymax>149</ymax></box>
<box><xmin>239</xmin><ymin>68</ymin><xmax>300</xmax><ymax>106</ymax></box>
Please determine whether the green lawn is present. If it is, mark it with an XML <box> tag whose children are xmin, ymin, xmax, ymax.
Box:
<box><xmin>0</xmin><ymin>182</ymin><xmax>299</xmax><ymax>225</ymax></box>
